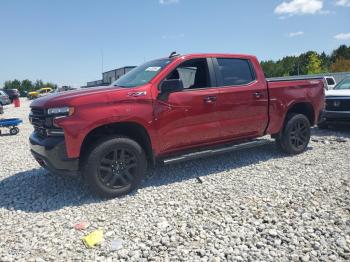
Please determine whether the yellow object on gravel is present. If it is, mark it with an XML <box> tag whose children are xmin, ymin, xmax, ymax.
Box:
<box><xmin>82</xmin><ymin>229</ymin><xmax>104</xmax><ymax>248</ymax></box>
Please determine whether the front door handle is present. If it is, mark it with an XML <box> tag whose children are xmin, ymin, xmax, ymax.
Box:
<box><xmin>203</xmin><ymin>96</ymin><xmax>217</xmax><ymax>103</ymax></box>
<box><xmin>253</xmin><ymin>92</ymin><xmax>263</xmax><ymax>99</ymax></box>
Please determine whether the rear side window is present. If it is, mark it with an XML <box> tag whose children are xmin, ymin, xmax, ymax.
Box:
<box><xmin>326</xmin><ymin>78</ymin><xmax>335</xmax><ymax>85</ymax></box>
<box><xmin>216</xmin><ymin>58</ymin><xmax>255</xmax><ymax>86</ymax></box>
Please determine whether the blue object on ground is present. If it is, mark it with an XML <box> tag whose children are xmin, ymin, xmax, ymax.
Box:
<box><xmin>0</xmin><ymin>118</ymin><xmax>23</xmax><ymax>127</ymax></box>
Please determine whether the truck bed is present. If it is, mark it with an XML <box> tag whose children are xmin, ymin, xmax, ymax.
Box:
<box><xmin>266</xmin><ymin>78</ymin><xmax>325</xmax><ymax>135</ymax></box>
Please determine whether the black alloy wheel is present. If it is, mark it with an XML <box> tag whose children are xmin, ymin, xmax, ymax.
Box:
<box><xmin>98</xmin><ymin>148</ymin><xmax>137</xmax><ymax>189</ymax></box>
<box><xmin>276</xmin><ymin>113</ymin><xmax>311</xmax><ymax>154</ymax></box>
<box><xmin>84</xmin><ymin>136</ymin><xmax>147</xmax><ymax>198</ymax></box>
<box><xmin>289</xmin><ymin>119</ymin><xmax>309</xmax><ymax>150</ymax></box>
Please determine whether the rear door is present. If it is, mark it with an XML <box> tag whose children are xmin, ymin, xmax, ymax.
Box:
<box><xmin>154</xmin><ymin>58</ymin><xmax>221</xmax><ymax>154</ymax></box>
<box><xmin>213</xmin><ymin>57</ymin><xmax>268</xmax><ymax>139</ymax></box>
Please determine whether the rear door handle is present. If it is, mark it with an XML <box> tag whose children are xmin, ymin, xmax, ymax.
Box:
<box><xmin>253</xmin><ymin>92</ymin><xmax>263</xmax><ymax>99</ymax></box>
<box><xmin>203</xmin><ymin>96</ymin><xmax>217</xmax><ymax>103</ymax></box>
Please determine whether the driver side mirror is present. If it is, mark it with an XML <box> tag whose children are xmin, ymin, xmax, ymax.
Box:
<box><xmin>160</xmin><ymin>79</ymin><xmax>184</xmax><ymax>94</ymax></box>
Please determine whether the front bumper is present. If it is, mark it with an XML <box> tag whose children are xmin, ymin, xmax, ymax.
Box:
<box><xmin>29</xmin><ymin>132</ymin><xmax>80</xmax><ymax>176</ymax></box>
<box><xmin>319</xmin><ymin>110</ymin><xmax>350</xmax><ymax>124</ymax></box>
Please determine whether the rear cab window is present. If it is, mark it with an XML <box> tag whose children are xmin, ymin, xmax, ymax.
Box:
<box><xmin>214</xmin><ymin>58</ymin><xmax>256</xmax><ymax>86</ymax></box>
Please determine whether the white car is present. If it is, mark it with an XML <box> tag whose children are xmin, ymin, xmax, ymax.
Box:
<box><xmin>318</xmin><ymin>77</ymin><xmax>350</xmax><ymax>128</ymax></box>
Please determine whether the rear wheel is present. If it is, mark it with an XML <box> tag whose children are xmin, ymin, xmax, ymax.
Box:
<box><xmin>83</xmin><ymin>136</ymin><xmax>147</xmax><ymax>198</ymax></box>
<box><xmin>276</xmin><ymin>114</ymin><xmax>311</xmax><ymax>154</ymax></box>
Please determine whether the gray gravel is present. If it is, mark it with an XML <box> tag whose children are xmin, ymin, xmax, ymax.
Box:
<box><xmin>0</xmin><ymin>99</ymin><xmax>349</xmax><ymax>261</ymax></box>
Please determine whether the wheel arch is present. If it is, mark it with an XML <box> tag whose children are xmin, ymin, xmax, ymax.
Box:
<box><xmin>80</xmin><ymin>121</ymin><xmax>154</xmax><ymax>168</ymax></box>
<box><xmin>285</xmin><ymin>102</ymin><xmax>315</xmax><ymax>126</ymax></box>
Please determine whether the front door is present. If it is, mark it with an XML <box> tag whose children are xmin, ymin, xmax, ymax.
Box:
<box><xmin>154</xmin><ymin>58</ymin><xmax>221</xmax><ymax>154</ymax></box>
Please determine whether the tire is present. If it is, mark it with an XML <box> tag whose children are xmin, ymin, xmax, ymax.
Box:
<box><xmin>83</xmin><ymin>136</ymin><xmax>147</xmax><ymax>198</ymax></box>
<box><xmin>10</xmin><ymin>127</ymin><xmax>19</xmax><ymax>135</ymax></box>
<box><xmin>276</xmin><ymin>114</ymin><xmax>311</xmax><ymax>154</ymax></box>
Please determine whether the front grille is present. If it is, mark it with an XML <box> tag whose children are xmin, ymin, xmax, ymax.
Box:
<box><xmin>30</xmin><ymin>107</ymin><xmax>63</xmax><ymax>137</ymax></box>
<box><xmin>30</xmin><ymin>107</ymin><xmax>48</xmax><ymax>137</ymax></box>
<box><xmin>326</xmin><ymin>98</ymin><xmax>350</xmax><ymax>112</ymax></box>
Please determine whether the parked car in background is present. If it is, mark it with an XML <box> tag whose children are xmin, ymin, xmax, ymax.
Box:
<box><xmin>324</xmin><ymin>76</ymin><xmax>336</xmax><ymax>90</ymax></box>
<box><xmin>318</xmin><ymin>77</ymin><xmax>350</xmax><ymax>128</ymax></box>
<box><xmin>27</xmin><ymin>87</ymin><xmax>53</xmax><ymax>100</ymax></box>
<box><xmin>29</xmin><ymin>53</ymin><xmax>325</xmax><ymax>197</ymax></box>
<box><xmin>0</xmin><ymin>90</ymin><xmax>11</xmax><ymax>106</ymax></box>
<box><xmin>1</xmin><ymin>88</ymin><xmax>20</xmax><ymax>102</ymax></box>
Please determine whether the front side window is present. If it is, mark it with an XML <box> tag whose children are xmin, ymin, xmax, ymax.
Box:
<box><xmin>165</xmin><ymin>59</ymin><xmax>210</xmax><ymax>89</ymax></box>
<box><xmin>216</xmin><ymin>58</ymin><xmax>255</xmax><ymax>86</ymax></box>
<box><xmin>335</xmin><ymin>78</ymin><xmax>350</xmax><ymax>90</ymax></box>
<box><xmin>112</xmin><ymin>58</ymin><xmax>172</xmax><ymax>88</ymax></box>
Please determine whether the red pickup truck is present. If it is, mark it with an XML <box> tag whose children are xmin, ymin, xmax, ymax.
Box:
<box><xmin>29</xmin><ymin>53</ymin><xmax>325</xmax><ymax>197</ymax></box>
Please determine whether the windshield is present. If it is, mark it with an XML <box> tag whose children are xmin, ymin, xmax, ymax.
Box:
<box><xmin>112</xmin><ymin>58</ymin><xmax>172</xmax><ymax>88</ymax></box>
<box><xmin>335</xmin><ymin>78</ymin><xmax>350</xmax><ymax>90</ymax></box>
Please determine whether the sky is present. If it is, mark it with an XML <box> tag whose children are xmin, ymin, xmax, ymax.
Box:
<box><xmin>0</xmin><ymin>0</ymin><xmax>349</xmax><ymax>87</ymax></box>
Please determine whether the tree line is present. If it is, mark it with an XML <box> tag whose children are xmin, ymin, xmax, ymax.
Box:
<box><xmin>2</xmin><ymin>79</ymin><xmax>57</xmax><ymax>97</ymax></box>
<box><xmin>261</xmin><ymin>45</ymin><xmax>350</xmax><ymax>78</ymax></box>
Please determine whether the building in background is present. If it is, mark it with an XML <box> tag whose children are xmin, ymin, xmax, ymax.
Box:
<box><xmin>86</xmin><ymin>80</ymin><xmax>104</xmax><ymax>87</ymax></box>
<box><xmin>85</xmin><ymin>66</ymin><xmax>136</xmax><ymax>88</ymax></box>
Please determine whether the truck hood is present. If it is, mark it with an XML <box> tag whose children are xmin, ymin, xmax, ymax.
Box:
<box><xmin>325</xmin><ymin>89</ymin><xmax>350</xmax><ymax>97</ymax></box>
<box><xmin>30</xmin><ymin>86</ymin><xmax>129</xmax><ymax>108</ymax></box>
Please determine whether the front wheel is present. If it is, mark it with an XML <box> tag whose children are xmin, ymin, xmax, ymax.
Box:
<box><xmin>276</xmin><ymin>114</ymin><xmax>311</xmax><ymax>154</ymax></box>
<box><xmin>83</xmin><ymin>136</ymin><xmax>147</xmax><ymax>198</ymax></box>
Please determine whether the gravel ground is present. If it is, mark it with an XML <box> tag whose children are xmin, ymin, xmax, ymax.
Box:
<box><xmin>0</xmin><ymin>99</ymin><xmax>349</xmax><ymax>261</ymax></box>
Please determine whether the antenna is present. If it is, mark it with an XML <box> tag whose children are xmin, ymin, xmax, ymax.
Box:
<box><xmin>169</xmin><ymin>51</ymin><xmax>180</xmax><ymax>58</ymax></box>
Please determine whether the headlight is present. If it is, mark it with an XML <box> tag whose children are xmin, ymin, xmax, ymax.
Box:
<box><xmin>47</xmin><ymin>106</ymin><xmax>74</xmax><ymax>116</ymax></box>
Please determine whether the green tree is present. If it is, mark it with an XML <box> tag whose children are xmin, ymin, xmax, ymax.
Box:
<box><xmin>261</xmin><ymin>60</ymin><xmax>277</xmax><ymax>78</ymax></box>
<box><xmin>331</xmin><ymin>45</ymin><xmax>350</xmax><ymax>62</ymax></box>
<box><xmin>280</xmin><ymin>56</ymin><xmax>299</xmax><ymax>76</ymax></box>
<box><xmin>305</xmin><ymin>52</ymin><xmax>322</xmax><ymax>74</ymax></box>
<box><xmin>34</xmin><ymin>80</ymin><xmax>44</xmax><ymax>89</ymax></box>
<box><xmin>320</xmin><ymin>52</ymin><xmax>331</xmax><ymax>72</ymax></box>
<box><xmin>45</xmin><ymin>82</ymin><xmax>57</xmax><ymax>89</ymax></box>
<box><xmin>3</xmin><ymin>80</ymin><xmax>12</xmax><ymax>89</ymax></box>
<box><xmin>20</xmin><ymin>79</ymin><xmax>33</xmax><ymax>96</ymax></box>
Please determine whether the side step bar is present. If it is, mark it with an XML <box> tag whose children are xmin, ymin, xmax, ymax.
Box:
<box><xmin>162</xmin><ymin>139</ymin><xmax>271</xmax><ymax>165</ymax></box>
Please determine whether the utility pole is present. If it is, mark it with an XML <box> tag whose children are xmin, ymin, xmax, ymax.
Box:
<box><xmin>297</xmin><ymin>58</ymin><xmax>300</xmax><ymax>75</ymax></box>
<box><xmin>101</xmin><ymin>49</ymin><xmax>104</xmax><ymax>75</ymax></box>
